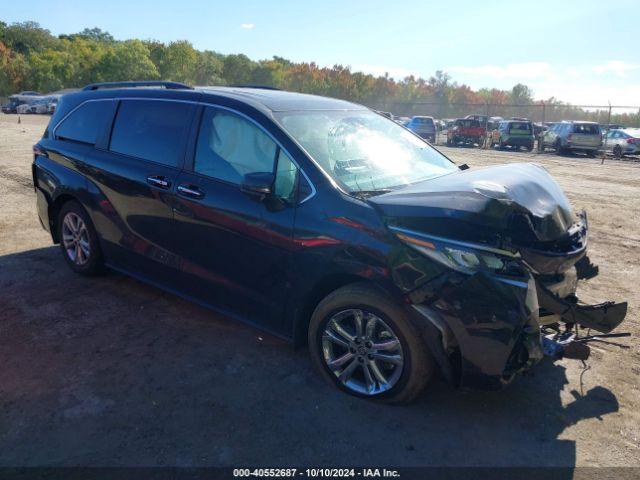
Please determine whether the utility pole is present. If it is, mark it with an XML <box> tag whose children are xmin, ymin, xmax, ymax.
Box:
<box><xmin>484</xmin><ymin>102</ymin><xmax>489</xmax><ymax>149</ymax></box>
<box><xmin>602</xmin><ymin>101</ymin><xmax>611</xmax><ymax>165</ymax></box>
<box><xmin>539</xmin><ymin>101</ymin><xmax>546</xmax><ymax>153</ymax></box>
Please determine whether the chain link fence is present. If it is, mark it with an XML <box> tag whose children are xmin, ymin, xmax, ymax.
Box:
<box><xmin>372</xmin><ymin>101</ymin><xmax>640</xmax><ymax>159</ymax></box>
<box><xmin>376</xmin><ymin>101</ymin><xmax>640</xmax><ymax>126</ymax></box>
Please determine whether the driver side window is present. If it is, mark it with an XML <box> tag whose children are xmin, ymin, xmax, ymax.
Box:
<box><xmin>195</xmin><ymin>107</ymin><xmax>277</xmax><ymax>185</ymax></box>
<box><xmin>194</xmin><ymin>106</ymin><xmax>301</xmax><ymax>201</ymax></box>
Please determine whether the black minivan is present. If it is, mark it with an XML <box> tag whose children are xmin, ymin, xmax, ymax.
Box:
<box><xmin>33</xmin><ymin>81</ymin><xmax>627</xmax><ymax>403</ymax></box>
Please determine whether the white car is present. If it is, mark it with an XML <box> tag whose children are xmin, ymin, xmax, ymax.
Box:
<box><xmin>27</xmin><ymin>96</ymin><xmax>59</xmax><ymax>114</ymax></box>
<box><xmin>16</xmin><ymin>102</ymin><xmax>35</xmax><ymax>114</ymax></box>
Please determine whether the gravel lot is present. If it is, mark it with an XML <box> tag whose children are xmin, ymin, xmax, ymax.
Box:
<box><xmin>0</xmin><ymin>113</ymin><xmax>638</xmax><ymax>468</ymax></box>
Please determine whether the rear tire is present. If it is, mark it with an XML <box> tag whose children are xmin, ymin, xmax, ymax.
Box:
<box><xmin>613</xmin><ymin>145</ymin><xmax>623</xmax><ymax>158</ymax></box>
<box><xmin>586</xmin><ymin>150</ymin><xmax>597</xmax><ymax>158</ymax></box>
<box><xmin>57</xmin><ymin>201</ymin><xmax>103</xmax><ymax>276</ymax></box>
<box><xmin>308</xmin><ymin>283</ymin><xmax>434</xmax><ymax>404</ymax></box>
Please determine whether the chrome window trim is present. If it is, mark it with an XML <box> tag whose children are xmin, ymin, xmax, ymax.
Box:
<box><xmin>52</xmin><ymin>97</ymin><xmax>317</xmax><ymax>204</ymax></box>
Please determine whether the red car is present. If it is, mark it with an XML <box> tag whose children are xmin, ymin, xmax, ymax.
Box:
<box><xmin>447</xmin><ymin>118</ymin><xmax>486</xmax><ymax>147</ymax></box>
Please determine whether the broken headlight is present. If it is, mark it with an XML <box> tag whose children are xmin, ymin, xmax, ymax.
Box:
<box><xmin>392</xmin><ymin>227</ymin><xmax>526</xmax><ymax>276</ymax></box>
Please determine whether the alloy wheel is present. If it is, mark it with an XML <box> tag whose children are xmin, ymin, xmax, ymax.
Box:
<box><xmin>62</xmin><ymin>212</ymin><xmax>90</xmax><ymax>266</ymax></box>
<box><xmin>321</xmin><ymin>309</ymin><xmax>404</xmax><ymax>395</ymax></box>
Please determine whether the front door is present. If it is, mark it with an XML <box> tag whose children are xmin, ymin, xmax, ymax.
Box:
<box><xmin>172</xmin><ymin>106</ymin><xmax>300</xmax><ymax>332</ymax></box>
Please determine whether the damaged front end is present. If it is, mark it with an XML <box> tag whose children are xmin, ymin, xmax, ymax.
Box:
<box><xmin>373</xmin><ymin>163</ymin><xmax>628</xmax><ymax>390</ymax></box>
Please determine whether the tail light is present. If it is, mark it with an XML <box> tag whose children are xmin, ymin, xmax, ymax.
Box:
<box><xmin>627</xmin><ymin>138</ymin><xmax>638</xmax><ymax>144</ymax></box>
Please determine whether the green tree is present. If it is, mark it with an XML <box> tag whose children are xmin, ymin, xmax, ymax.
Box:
<box><xmin>75</xmin><ymin>27</ymin><xmax>115</xmax><ymax>43</ymax></box>
<box><xmin>0</xmin><ymin>42</ymin><xmax>28</xmax><ymax>95</ymax></box>
<box><xmin>159</xmin><ymin>40</ymin><xmax>197</xmax><ymax>83</ymax></box>
<box><xmin>98</xmin><ymin>40</ymin><xmax>159</xmax><ymax>82</ymax></box>
<box><xmin>510</xmin><ymin>83</ymin><xmax>534</xmax><ymax>104</ymax></box>
<box><xmin>194</xmin><ymin>50</ymin><xmax>225</xmax><ymax>85</ymax></box>
<box><xmin>223</xmin><ymin>54</ymin><xmax>256</xmax><ymax>85</ymax></box>
<box><xmin>2</xmin><ymin>21</ymin><xmax>57</xmax><ymax>55</ymax></box>
<box><xmin>26</xmin><ymin>48</ymin><xmax>73</xmax><ymax>92</ymax></box>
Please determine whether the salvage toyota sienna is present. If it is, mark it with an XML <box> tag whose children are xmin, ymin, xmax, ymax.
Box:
<box><xmin>32</xmin><ymin>81</ymin><xmax>628</xmax><ymax>403</ymax></box>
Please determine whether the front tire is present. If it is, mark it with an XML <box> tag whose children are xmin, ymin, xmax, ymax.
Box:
<box><xmin>308</xmin><ymin>283</ymin><xmax>434</xmax><ymax>404</ymax></box>
<box><xmin>57</xmin><ymin>201</ymin><xmax>103</xmax><ymax>275</ymax></box>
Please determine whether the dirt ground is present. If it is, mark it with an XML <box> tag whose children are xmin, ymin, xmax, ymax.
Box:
<box><xmin>0</xmin><ymin>113</ymin><xmax>638</xmax><ymax>468</ymax></box>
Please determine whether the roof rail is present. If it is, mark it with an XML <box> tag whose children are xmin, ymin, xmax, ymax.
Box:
<box><xmin>228</xmin><ymin>84</ymin><xmax>281</xmax><ymax>91</ymax></box>
<box><xmin>82</xmin><ymin>81</ymin><xmax>193</xmax><ymax>91</ymax></box>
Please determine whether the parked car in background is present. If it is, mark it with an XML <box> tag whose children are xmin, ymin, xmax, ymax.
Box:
<box><xmin>2</xmin><ymin>95</ymin><xmax>35</xmax><ymax>114</ymax></box>
<box><xmin>32</xmin><ymin>81</ymin><xmax>626</xmax><ymax>403</ymax></box>
<box><xmin>465</xmin><ymin>114</ymin><xmax>488</xmax><ymax>126</ymax></box>
<box><xmin>395</xmin><ymin>116</ymin><xmax>410</xmax><ymax>126</ymax></box>
<box><xmin>486</xmin><ymin>116</ymin><xmax>503</xmax><ymax>132</ymax></box>
<box><xmin>447</xmin><ymin>118</ymin><xmax>485</xmax><ymax>147</ymax></box>
<box><xmin>16</xmin><ymin>101</ymin><xmax>36</xmax><ymax>114</ymax></box>
<box><xmin>494</xmin><ymin>120</ymin><xmax>535</xmax><ymax>151</ymax></box>
<box><xmin>603</xmin><ymin>129</ymin><xmax>640</xmax><ymax>157</ymax></box>
<box><xmin>405</xmin><ymin>116</ymin><xmax>437</xmax><ymax>142</ymax></box>
<box><xmin>541</xmin><ymin>121</ymin><xmax>602</xmax><ymax>157</ymax></box>
<box><xmin>26</xmin><ymin>96</ymin><xmax>59</xmax><ymax>114</ymax></box>
<box><xmin>533</xmin><ymin>123</ymin><xmax>546</xmax><ymax>136</ymax></box>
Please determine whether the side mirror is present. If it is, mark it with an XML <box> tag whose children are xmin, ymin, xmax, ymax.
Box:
<box><xmin>241</xmin><ymin>172</ymin><xmax>274</xmax><ymax>199</ymax></box>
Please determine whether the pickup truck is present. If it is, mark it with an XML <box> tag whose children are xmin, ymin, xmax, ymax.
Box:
<box><xmin>447</xmin><ymin>118</ymin><xmax>485</xmax><ymax>147</ymax></box>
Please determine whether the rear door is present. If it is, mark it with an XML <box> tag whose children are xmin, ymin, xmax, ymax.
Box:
<box><xmin>81</xmin><ymin>98</ymin><xmax>197</xmax><ymax>287</ymax></box>
<box><xmin>572</xmin><ymin>123</ymin><xmax>601</xmax><ymax>148</ymax></box>
<box><xmin>172</xmin><ymin>105</ymin><xmax>303</xmax><ymax>332</ymax></box>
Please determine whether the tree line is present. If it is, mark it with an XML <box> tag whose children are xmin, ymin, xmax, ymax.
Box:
<box><xmin>1</xmin><ymin>21</ymin><xmax>638</xmax><ymax>125</ymax></box>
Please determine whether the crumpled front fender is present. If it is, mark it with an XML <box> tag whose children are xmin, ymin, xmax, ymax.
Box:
<box><xmin>412</xmin><ymin>271</ymin><xmax>544</xmax><ymax>390</ymax></box>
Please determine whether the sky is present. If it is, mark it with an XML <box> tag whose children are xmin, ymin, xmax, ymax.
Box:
<box><xmin>3</xmin><ymin>0</ymin><xmax>640</xmax><ymax>106</ymax></box>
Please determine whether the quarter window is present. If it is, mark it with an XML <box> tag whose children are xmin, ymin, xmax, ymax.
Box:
<box><xmin>55</xmin><ymin>100</ymin><xmax>114</xmax><ymax>145</ymax></box>
<box><xmin>109</xmin><ymin>100</ymin><xmax>193</xmax><ymax>167</ymax></box>
<box><xmin>274</xmin><ymin>149</ymin><xmax>299</xmax><ymax>202</ymax></box>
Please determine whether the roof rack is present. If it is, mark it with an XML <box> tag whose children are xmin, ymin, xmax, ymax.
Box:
<box><xmin>82</xmin><ymin>81</ymin><xmax>193</xmax><ymax>91</ymax></box>
<box><xmin>228</xmin><ymin>84</ymin><xmax>281</xmax><ymax>91</ymax></box>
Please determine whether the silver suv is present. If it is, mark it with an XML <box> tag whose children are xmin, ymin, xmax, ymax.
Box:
<box><xmin>541</xmin><ymin>121</ymin><xmax>601</xmax><ymax>157</ymax></box>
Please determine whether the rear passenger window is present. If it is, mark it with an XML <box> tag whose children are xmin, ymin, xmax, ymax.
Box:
<box><xmin>55</xmin><ymin>100</ymin><xmax>113</xmax><ymax>145</ymax></box>
<box><xmin>194</xmin><ymin>107</ymin><xmax>277</xmax><ymax>184</ymax></box>
<box><xmin>110</xmin><ymin>100</ymin><xmax>192</xmax><ymax>167</ymax></box>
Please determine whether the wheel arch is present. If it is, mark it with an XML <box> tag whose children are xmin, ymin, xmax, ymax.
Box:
<box><xmin>49</xmin><ymin>193</ymin><xmax>80</xmax><ymax>243</ymax></box>
<box><xmin>292</xmin><ymin>273</ymin><xmax>381</xmax><ymax>348</ymax></box>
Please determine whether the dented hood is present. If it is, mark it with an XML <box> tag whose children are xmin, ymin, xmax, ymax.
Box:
<box><xmin>370</xmin><ymin>163</ymin><xmax>575</xmax><ymax>247</ymax></box>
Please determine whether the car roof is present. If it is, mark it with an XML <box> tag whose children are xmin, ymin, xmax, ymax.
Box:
<box><xmin>196</xmin><ymin>86</ymin><xmax>364</xmax><ymax>112</ymax></box>
<box><xmin>62</xmin><ymin>85</ymin><xmax>367</xmax><ymax>115</ymax></box>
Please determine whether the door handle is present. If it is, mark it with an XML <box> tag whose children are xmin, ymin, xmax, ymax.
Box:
<box><xmin>147</xmin><ymin>175</ymin><xmax>171</xmax><ymax>189</ymax></box>
<box><xmin>177</xmin><ymin>184</ymin><xmax>205</xmax><ymax>199</ymax></box>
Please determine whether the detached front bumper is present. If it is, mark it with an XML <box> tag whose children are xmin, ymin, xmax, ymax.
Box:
<box><xmin>408</xmin><ymin>267</ymin><xmax>627</xmax><ymax>391</ymax></box>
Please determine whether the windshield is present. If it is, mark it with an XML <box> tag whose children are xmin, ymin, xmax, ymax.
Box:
<box><xmin>274</xmin><ymin>110</ymin><xmax>457</xmax><ymax>193</ymax></box>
